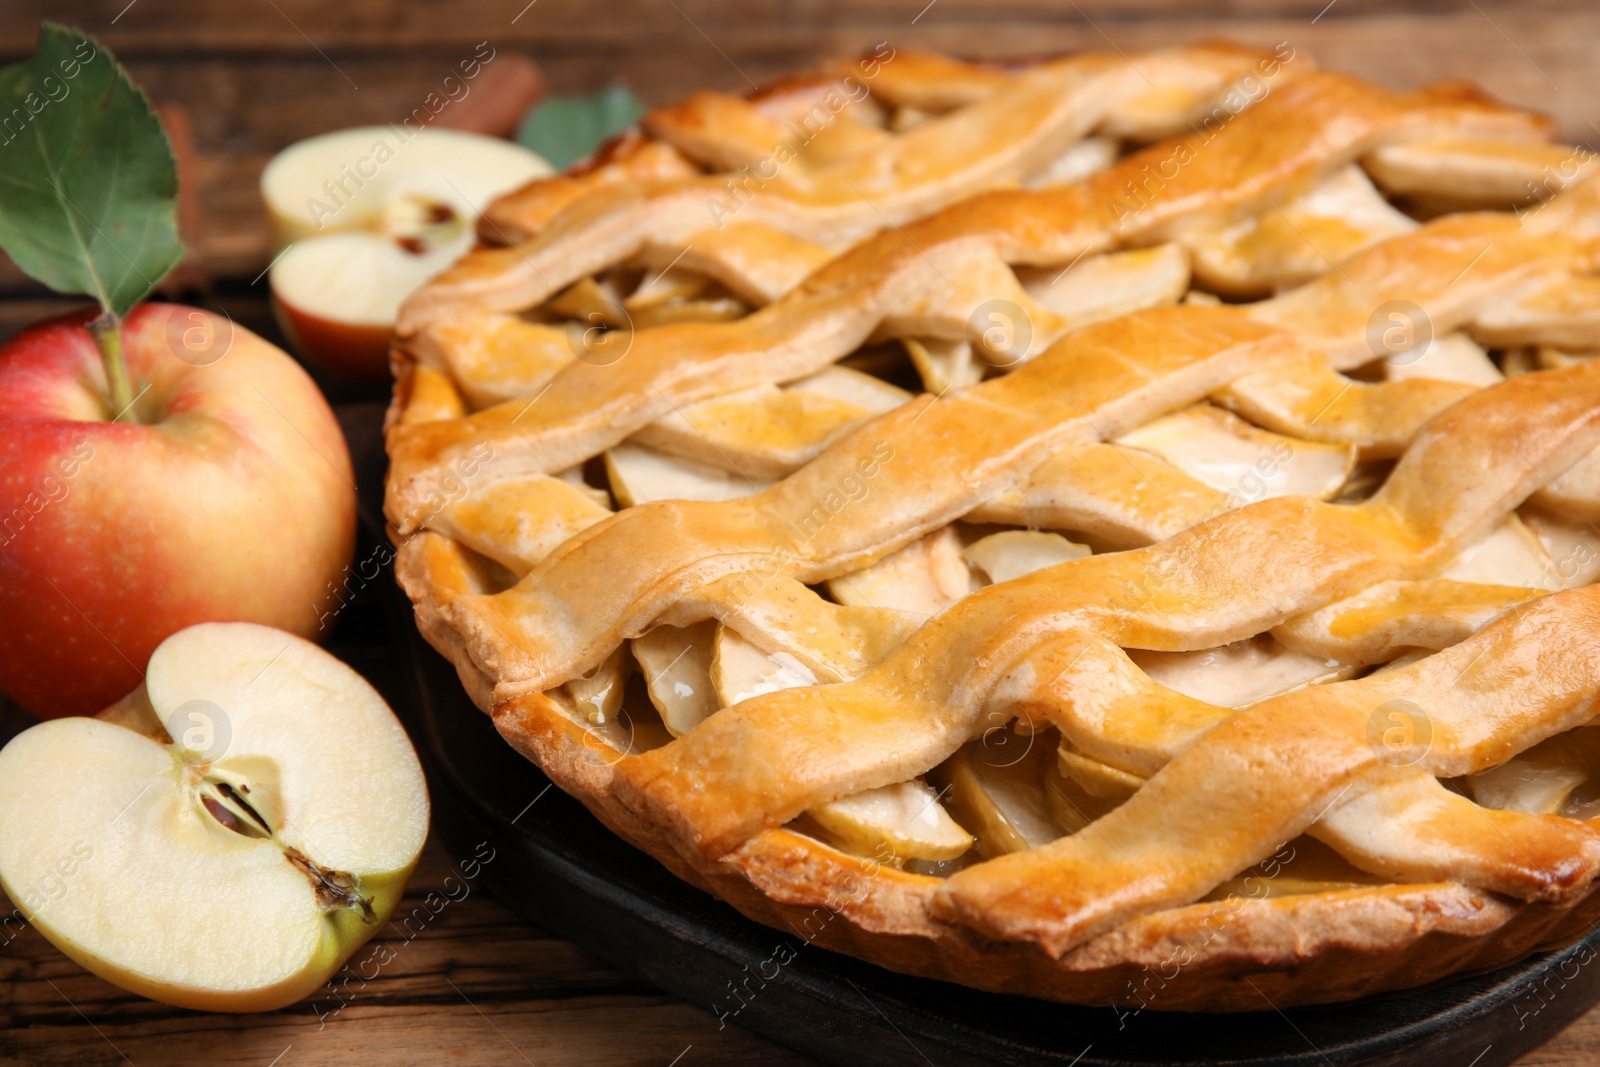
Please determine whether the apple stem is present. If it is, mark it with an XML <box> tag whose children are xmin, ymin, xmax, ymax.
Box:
<box><xmin>89</xmin><ymin>312</ymin><xmax>134</xmax><ymax>422</ymax></box>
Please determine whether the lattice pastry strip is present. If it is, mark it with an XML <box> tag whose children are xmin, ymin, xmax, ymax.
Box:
<box><xmin>980</xmin><ymin>621</ymin><xmax>1596</xmax><ymax>904</ymax></box>
<box><xmin>396</xmin><ymin>379</ymin><xmax>1574</xmax><ymax>908</ymax></box>
<box><xmin>478</xmin><ymin>49</ymin><xmax>1012</xmax><ymax>243</ymax></box>
<box><xmin>386</xmin><ymin>73</ymin><xmax>1592</xmax><ymax>517</ymax></box>
<box><xmin>409</xmin><ymin>223</ymin><xmax>1600</xmax><ymax>706</ymax></box>
<box><xmin>393</xmin><ymin>326</ymin><xmax>1600</xmax><ymax>953</ymax></box>
<box><xmin>933</xmin><ymin>587</ymin><xmax>1600</xmax><ymax>954</ymax></box>
<box><xmin>402</xmin><ymin>50</ymin><xmax>1216</xmax><ymax>333</ymax></box>
<box><xmin>386</xmin><ymin>48</ymin><xmax>1600</xmax><ymax>1009</ymax></box>
<box><xmin>616</xmin><ymin>357</ymin><xmax>1595</xmax><ymax>780</ymax></box>
<box><xmin>603</xmin><ymin>365</ymin><xmax>1600</xmax><ymax>925</ymax></box>
<box><xmin>414</xmin><ymin>57</ymin><xmax>1580</xmax><ymax>339</ymax></box>
<box><xmin>442</xmin><ymin>44</ymin><xmax>1291</xmax><ymax>314</ymax></box>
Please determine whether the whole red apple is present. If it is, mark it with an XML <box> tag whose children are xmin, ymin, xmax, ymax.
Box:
<box><xmin>0</xmin><ymin>304</ymin><xmax>356</xmax><ymax>718</ymax></box>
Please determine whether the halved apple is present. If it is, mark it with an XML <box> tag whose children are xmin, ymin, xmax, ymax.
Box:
<box><xmin>0</xmin><ymin>622</ymin><xmax>429</xmax><ymax>1012</ymax></box>
<box><xmin>263</xmin><ymin>127</ymin><xmax>551</xmax><ymax>380</ymax></box>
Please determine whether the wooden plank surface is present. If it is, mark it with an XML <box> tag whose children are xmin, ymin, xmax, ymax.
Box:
<box><xmin>2</xmin><ymin>1</ymin><xmax>1600</xmax><ymax>1063</ymax></box>
<box><xmin>0</xmin><ymin>830</ymin><xmax>813</xmax><ymax>1067</ymax></box>
<box><xmin>2</xmin><ymin>1</ymin><xmax>1599</xmax><ymax>286</ymax></box>
<box><xmin>0</xmin><ymin>833</ymin><xmax>1596</xmax><ymax>1067</ymax></box>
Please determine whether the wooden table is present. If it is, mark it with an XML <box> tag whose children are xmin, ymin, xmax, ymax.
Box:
<box><xmin>3</xmin><ymin>1</ymin><xmax>1600</xmax><ymax>1062</ymax></box>
<box><xmin>1</xmin><ymin>833</ymin><xmax>1596</xmax><ymax>1067</ymax></box>
<box><xmin>0</xmin><ymin>833</ymin><xmax>811</xmax><ymax>1067</ymax></box>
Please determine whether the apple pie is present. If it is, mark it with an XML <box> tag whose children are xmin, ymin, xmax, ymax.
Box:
<box><xmin>383</xmin><ymin>42</ymin><xmax>1600</xmax><ymax>1010</ymax></box>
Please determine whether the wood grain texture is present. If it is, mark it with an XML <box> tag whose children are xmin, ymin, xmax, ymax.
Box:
<box><xmin>0</xmin><ymin>831</ymin><xmax>812</xmax><ymax>1067</ymax></box>
<box><xmin>1</xmin><ymin>0</ymin><xmax>1599</xmax><ymax>1060</ymax></box>
<box><xmin>0</xmin><ymin>820</ymin><xmax>1593</xmax><ymax>1066</ymax></box>
<box><xmin>1</xmin><ymin>1</ymin><xmax>1599</xmax><ymax>289</ymax></box>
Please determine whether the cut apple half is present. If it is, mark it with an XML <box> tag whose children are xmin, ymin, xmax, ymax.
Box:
<box><xmin>271</xmin><ymin>233</ymin><xmax>460</xmax><ymax>380</ymax></box>
<box><xmin>262</xmin><ymin>126</ymin><xmax>552</xmax><ymax>248</ymax></box>
<box><xmin>0</xmin><ymin>622</ymin><xmax>428</xmax><ymax>1013</ymax></box>
<box><xmin>264</xmin><ymin>127</ymin><xmax>551</xmax><ymax>380</ymax></box>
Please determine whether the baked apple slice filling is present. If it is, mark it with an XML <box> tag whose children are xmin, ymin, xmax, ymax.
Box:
<box><xmin>379</xmin><ymin>41</ymin><xmax>1600</xmax><ymax>1006</ymax></box>
<box><xmin>439</xmin><ymin>350</ymin><xmax>1502</xmax><ymax>872</ymax></box>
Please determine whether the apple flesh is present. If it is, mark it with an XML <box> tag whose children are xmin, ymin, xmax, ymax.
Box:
<box><xmin>263</xmin><ymin>127</ymin><xmax>551</xmax><ymax>381</ymax></box>
<box><xmin>270</xmin><ymin>230</ymin><xmax>456</xmax><ymax>382</ymax></box>
<box><xmin>0</xmin><ymin>304</ymin><xmax>356</xmax><ymax>718</ymax></box>
<box><xmin>0</xmin><ymin>622</ymin><xmax>429</xmax><ymax>1013</ymax></box>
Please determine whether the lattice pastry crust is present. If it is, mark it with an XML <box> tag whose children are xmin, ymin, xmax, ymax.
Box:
<box><xmin>384</xmin><ymin>43</ymin><xmax>1600</xmax><ymax>1010</ymax></box>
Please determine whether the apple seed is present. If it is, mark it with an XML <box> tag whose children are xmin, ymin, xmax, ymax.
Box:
<box><xmin>201</xmin><ymin>795</ymin><xmax>245</xmax><ymax>836</ymax></box>
<box><xmin>216</xmin><ymin>782</ymin><xmax>272</xmax><ymax>833</ymax></box>
<box><xmin>194</xmin><ymin>774</ymin><xmax>376</xmax><ymax>923</ymax></box>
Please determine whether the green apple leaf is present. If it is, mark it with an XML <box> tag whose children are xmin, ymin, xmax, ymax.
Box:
<box><xmin>0</xmin><ymin>23</ymin><xmax>183</xmax><ymax>319</ymax></box>
<box><xmin>515</xmin><ymin>86</ymin><xmax>646</xmax><ymax>172</ymax></box>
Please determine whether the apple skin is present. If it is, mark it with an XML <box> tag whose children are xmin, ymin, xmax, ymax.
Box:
<box><xmin>0</xmin><ymin>304</ymin><xmax>356</xmax><ymax>718</ymax></box>
<box><xmin>273</xmin><ymin>297</ymin><xmax>394</xmax><ymax>384</ymax></box>
<box><xmin>260</xmin><ymin>127</ymin><xmax>551</xmax><ymax>382</ymax></box>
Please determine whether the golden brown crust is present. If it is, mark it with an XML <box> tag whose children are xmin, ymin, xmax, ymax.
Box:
<box><xmin>477</xmin><ymin>131</ymin><xmax>700</xmax><ymax>245</ymax></box>
<box><xmin>386</xmin><ymin>44</ymin><xmax>1600</xmax><ymax>1010</ymax></box>
<box><xmin>490</xmin><ymin>689</ymin><xmax>1600</xmax><ymax>1011</ymax></box>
